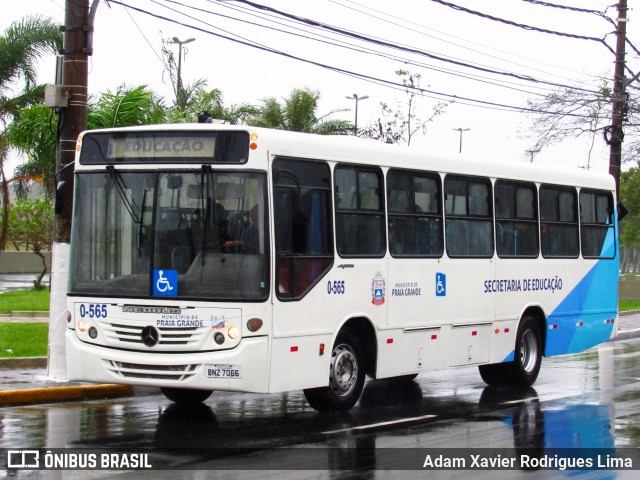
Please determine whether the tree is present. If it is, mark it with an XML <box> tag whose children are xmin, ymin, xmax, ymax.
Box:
<box><xmin>620</xmin><ymin>167</ymin><xmax>640</xmax><ymax>245</ymax></box>
<box><xmin>0</xmin><ymin>15</ymin><xmax>61</xmax><ymax>250</ymax></box>
<box><xmin>360</xmin><ymin>70</ymin><xmax>450</xmax><ymax>145</ymax></box>
<box><xmin>164</xmin><ymin>85</ymin><xmax>259</xmax><ymax>125</ymax></box>
<box><xmin>8</xmin><ymin>197</ymin><xmax>54</xmax><ymax>289</ymax></box>
<box><xmin>248</xmin><ymin>88</ymin><xmax>353</xmax><ymax>134</ymax></box>
<box><xmin>6</xmin><ymin>104</ymin><xmax>57</xmax><ymax>199</ymax></box>
<box><xmin>88</xmin><ymin>84</ymin><xmax>166</xmax><ymax>129</ymax></box>
<box><xmin>522</xmin><ymin>81</ymin><xmax>617</xmax><ymax>167</ymax></box>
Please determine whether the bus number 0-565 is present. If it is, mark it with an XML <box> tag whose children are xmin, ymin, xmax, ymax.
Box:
<box><xmin>79</xmin><ymin>304</ymin><xmax>107</xmax><ymax>319</ymax></box>
<box><xmin>327</xmin><ymin>280</ymin><xmax>345</xmax><ymax>295</ymax></box>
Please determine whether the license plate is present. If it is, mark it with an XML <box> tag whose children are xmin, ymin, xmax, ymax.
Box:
<box><xmin>205</xmin><ymin>364</ymin><xmax>242</xmax><ymax>379</ymax></box>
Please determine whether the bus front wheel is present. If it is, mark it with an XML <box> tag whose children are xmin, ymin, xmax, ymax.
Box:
<box><xmin>161</xmin><ymin>387</ymin><xmax>213</xmax><ymax>405</ymax></box>
<box><xmin>303</xmin><ymin>331</ymin><xmax>366</xmax><ymax>412</ymax></box>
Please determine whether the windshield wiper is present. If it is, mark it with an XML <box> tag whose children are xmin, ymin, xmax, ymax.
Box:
<box><xmin>106</xmin><ymin>166</ymin><xmax>141</xmax><ymax>224</ymax></box>
<box><xmin>138</xmin><ymin>188</ymin><xmax>147</xmax><ymax>256</ymax></box>
<box><xmin>200</xmin><ymin>165</ymin><xmax>212</xmax><ymax>265</ymax></box>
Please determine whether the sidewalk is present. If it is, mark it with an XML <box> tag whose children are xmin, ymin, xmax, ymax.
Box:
<box><xmin>0</xmin><ymin>313</ymin><xmax>638</xmax><ymax>407</ymax></box>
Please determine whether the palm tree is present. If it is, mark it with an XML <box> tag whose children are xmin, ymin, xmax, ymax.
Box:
<box><xmin>248</xmin><ymin>88</ymin><xmax>353</xmax><ymax>134</ymax></box>
<box><xmin>0</xmin><ymin>15</ymin><xmax>62</xmax><ymax>250</ymax></box>
<box><xmin>165</xmin><ymin>84</ymin><xmax>259</xmax><ymax>125</ymax></box>
<box><xmin>88</xmin><ymin>84</ymin><xmax>167</xmax><ymax>129</ymax></box>
<box><xmin>6</xmin><ymin>104</ymin><xmax>58</xmax><ymax>199</ymax></box>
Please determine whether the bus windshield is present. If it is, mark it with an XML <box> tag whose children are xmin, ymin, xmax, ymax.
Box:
<box><xmin>70</xmin><ymin>169</ymin><xmax>269</xmax><ymax>301</ymax></box>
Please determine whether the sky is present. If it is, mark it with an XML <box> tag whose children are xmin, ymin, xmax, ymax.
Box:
<box><xmin>2</xmin><ymin>0</ymin><xmax>637</xmax><ymax>176</ymax></box>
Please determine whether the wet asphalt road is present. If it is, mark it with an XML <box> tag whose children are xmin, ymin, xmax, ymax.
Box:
<box><xmin>0</xmin><ymin>274</ymin><xmax>49</xmax><ymax>294</ymax></box>
<box><xmin>1</xmin><ymin>337</ymin><xmax>639</xmax><ymax>479</ymax></box>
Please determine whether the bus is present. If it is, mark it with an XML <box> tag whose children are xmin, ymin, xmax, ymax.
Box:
<box><xmin>65</xmin><ymin>124</ymin><xmax>619</xmax><ymax>412</ymax></box>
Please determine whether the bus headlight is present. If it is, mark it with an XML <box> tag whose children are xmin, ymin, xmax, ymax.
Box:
<box><xmin>227</xmin><ymin>326</ymin><xmax>240</xmax><ymax>340</ymax></box>
<box><xmin>77</xmin><ymin>319</ymin><xmax>89</xmax><ymax>333</ymax></box>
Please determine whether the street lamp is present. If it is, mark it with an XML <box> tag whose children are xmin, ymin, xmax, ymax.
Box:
<box><xmin>452</xmin><ymin>127</ymin><xmax>470</xmax><ymax>153</ymax></box>
<box><xmin>171</xmin><ymin>36</ymin><xmax>195</xmax><ymax>108</ymax></box>
<box><xmin>525</xmin><ymin>148</ymin><xmax>541</xmax><ymax>163</ymax></box>
<box><xmin>345</xmin><ymin>93</ymin><xmax>369</xmax><ymax>134</ymax></box>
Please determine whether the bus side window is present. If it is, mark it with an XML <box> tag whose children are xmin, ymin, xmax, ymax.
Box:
<box><xmin>387</xmin><ymin>169</ymin><xmax>443</xmax><ymax>258</ymax></box>
<box><xmin>540</xmin><ymin>185</ymin><xmax>579</xmax><ymax>258</ymax></box>
<box><xmin>335</xmin><ymin>165</ymin><xmax>386</xmax><ymax>257</ymax></box>
<box><xmin>580</xmin><ymin>189</ymin><xmax>615</xmax><ymax>258</ymax></box>
<box><xmin>495</xmin><ymin>180</ymin><xmax>539</xmax><ymax>258</ymax></box>
<box><xmin>444</xmin><ymin>175</ymin><xmax>493</xmax><ymax>258</ymax></box>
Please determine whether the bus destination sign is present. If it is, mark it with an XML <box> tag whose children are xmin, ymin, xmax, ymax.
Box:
<box><xmin>108</xmin><ymin>136</ymin><xmax>216</xmax><ymax>159</ymax></box>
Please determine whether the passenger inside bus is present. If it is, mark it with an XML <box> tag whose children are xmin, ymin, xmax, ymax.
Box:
<box><xmin>224</xmin><ymin>205</ymin><xmax>260</xmax><ymax>253</ymax></box>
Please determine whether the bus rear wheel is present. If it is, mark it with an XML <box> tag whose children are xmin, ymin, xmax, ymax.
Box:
<box><xmin>303</xmin><ymin>331</ymin><xmax>365</xmax><ymax>412</ymax></box>
<box><xmin>161</xmin><ymin>387</ymin><xmax>213</xmax><ymax>405</ymax></box>
<box><xmin>479</xmin><ymin>315</ymin><xmax>543</xmax><ymax>387</ymax></box>
<box><xmin>511</xmin><ymin>315</ymin><xmax>543</xmax><ymax>386</ymax></box>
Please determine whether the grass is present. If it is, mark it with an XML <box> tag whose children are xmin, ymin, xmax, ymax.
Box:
<box><xmin>0</xmin><ymin>289</ymin><xmax>50</xmax><ymax>358</ymax></box>
<box><xmin>0</xmin><ymin>322</ymin><xmax>48</xmax><ymax>358</ymax></box>
<box><xmin>619</xmin><ymin>300</ymin><xmax>640</xmax><ymax>312</ymax></box>
<box><xmin>0</xmin><ymin>288</ymin><xmax>50</xmax><ymax>314</ymax></box>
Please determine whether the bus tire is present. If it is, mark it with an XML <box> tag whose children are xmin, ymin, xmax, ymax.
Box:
<box><xmin>161</xmin><ymin>387</ymin><xmax>213</xmax><ymax>405</ymax></box>
<box><xmin>303</xmin><ymin>331</ymin><xmax>365</xmax><ymax>412</ymax></box>
<box><xmin>511</xmin><ymin>315</ymin><xmax>543</xmax><ymax>386</ymax></box>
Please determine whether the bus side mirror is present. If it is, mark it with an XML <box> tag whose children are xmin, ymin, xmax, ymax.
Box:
<box><xmin>618</xmin><ymin>201</ymin><xmax>628</xmax><ymax>222</ymax></box>
<box><xmin>55</xmin><ymin>181</ymin><xmax>67</xmax><ymax>215</ymax></box>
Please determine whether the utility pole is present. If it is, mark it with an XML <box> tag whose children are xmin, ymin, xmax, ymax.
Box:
<box><xmin>57</xmin><ymin>0</ymin><xmax>89</xmax><ymax>241</ymax></box>
<box><xmin>606</xmin><ymin>0</ymin><xmax>628</xmax><ymax>199</ymax></box>
<box><xmin>49</xmin><ymin>0</ymin><xmax>91</xmax><ymax>379</ymax></box>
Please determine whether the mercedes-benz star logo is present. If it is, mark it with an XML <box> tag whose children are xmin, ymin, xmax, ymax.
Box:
<box><xmin>141</xmin><ymin>326</ymin><xmax>160</xmax><ymax>347</ymax></box>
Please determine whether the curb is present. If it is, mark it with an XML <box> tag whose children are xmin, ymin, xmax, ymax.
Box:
<box><xmin>0</xmin><ymin>311</ymin><xmax>49</xmax><ymax>319</ymax></box>
<box><xmin>0</xmin><ymin>384</ymin><xmax>133</xmax><ymax>406</ymax></box>
<box><xmin>0</xmin><ymin>356</ymin><xmax>47</xmax><ymax>369</ymax></box>
<box><xmin>615</xmin><ymin>328</ymin><xmax>640</xmax><ymax>341</ymax></box>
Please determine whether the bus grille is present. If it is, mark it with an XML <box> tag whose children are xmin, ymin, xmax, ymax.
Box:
<box><xmin>104</xmin><ymin>360</ymin><xmax>199</xmax><ymax>381</ymax></box>
<box><xmin>99</xmin><ymin>321</ymin><xmax>204</xmax><ymax>347</ymax></box>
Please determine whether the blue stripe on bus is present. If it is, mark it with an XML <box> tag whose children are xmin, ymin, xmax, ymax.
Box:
<box><xmin>545</xmin><ymin>229</ymin><xmax>617</xmax><ymax>356</ymax></box>
<box><xmin>501</xmin><ymin>229</ymin><xmax>617</xmax><ymax>362</ymax></box>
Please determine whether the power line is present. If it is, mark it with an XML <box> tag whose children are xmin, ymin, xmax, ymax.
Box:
<box><xmin>521</xmin><ymin>0</ymin><xmax>616</xmax><ymax>27</ymax></box>
<box><xmin>225</xmin><ymin>0</ymin><xmax>605</xmax><ymax>95</ymax></box>
<box><xmin>521</xmin><ymin>0</ymin><xmax>639</xmax><ymax>73</ymax></box>
<box><xmin>428</xmin><ymin>0</ymin><xmax>616</xmax><ymax>56</ymax></box>
<box><xmin>175</xmin><ymin>0</ymin><xmax>610</xmax><ymax>100</ymax></box>
<box><xmin>162</xmin><ymin>0</ymin><xmax>567</xmax><ymax>98</ymax></box>
<box><xmin>331</xmin><ymin>0</ymin><xmax>606</xmax><ymax>85</ymax></box>
<box><xmin>121</xmin><ymin>2</ymin><xmax>166</xmax><ymax>67</ymax></box>
<box><xmin>105</xmin><ymin>0</ymin><xmax>607</xmax><ymax>119</ymax></box>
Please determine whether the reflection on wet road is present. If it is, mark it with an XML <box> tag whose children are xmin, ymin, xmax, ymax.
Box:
<box><xmin>1</xmin><ymin>338</ymin><xmax>639</xmax><ymax>478</ymax></box>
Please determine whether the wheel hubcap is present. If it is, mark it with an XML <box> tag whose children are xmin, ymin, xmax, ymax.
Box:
<box><xmin>329</xmin><ymin>344</ymin><xmax>358</xmax><ymax>397</ymax></box>
<box><xmin>520</xmin><ymin>329</ymin><xmax>538</xmax><ymax>373</ymax></box>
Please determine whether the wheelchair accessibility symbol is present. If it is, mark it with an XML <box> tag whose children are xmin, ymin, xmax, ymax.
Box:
<box><xmin>435</xmin><ymin>272</ymin><xmax>446</xmax><ymax>297</ymax></box>
<box><xmin>153</xmin><ymin>269</ymin><xmax>178</xmax><ymax>296</ymax></box>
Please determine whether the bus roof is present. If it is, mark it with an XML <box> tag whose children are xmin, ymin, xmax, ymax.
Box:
<box><xmin>78</xmin><ymin>124</ymin><xmax>615</xmax><ymax>192</ymax></box>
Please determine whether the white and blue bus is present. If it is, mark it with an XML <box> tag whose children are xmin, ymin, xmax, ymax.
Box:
<box><xmin>65</xmin><ymin>124</ymin><xmax>618</xmax><ymax>411</ymax></box>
